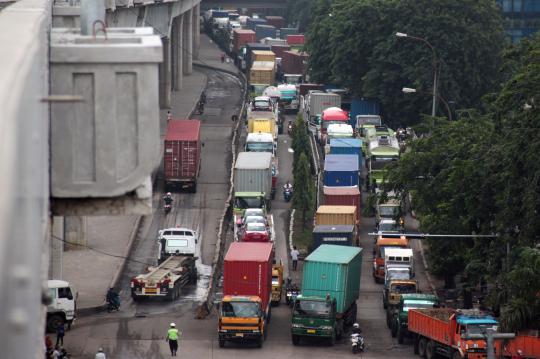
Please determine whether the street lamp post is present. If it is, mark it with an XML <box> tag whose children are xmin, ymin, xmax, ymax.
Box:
<box><xmin>402</xmin><ymin>87</ymin><xmax>452</xmax><ymax>121</ymax></box>
<box><xmin>395</xmin><ymin>32</ymin><xmax>439</xmax><ymax>118</ymax></box>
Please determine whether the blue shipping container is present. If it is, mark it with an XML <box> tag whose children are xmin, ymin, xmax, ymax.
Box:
<box><xmin>246</xmin><ymin>18</ymin><xmax>267</xmax><ymax>31</ymax></box>
<box><xmin>329</xmin><ymin>138</ymin><xmax>363</xmax><ymax>169</ymax></box>
<box><xmin>349</xmin><ymin>98</ymin><xmax>380</xmax><ymax>129</ymax></box>
<box><xmin>312</xmin><ymin>225</ymin><xmax>355</xmax><ymax>250</ymax></box>
<box><xmin>255</xmin><ymin>24</ymin><xmax>277</xmax><ymax>41</ymax></box>
<box><xmin>324</xmin><ymin>154</ymin><xmax>359</xmax><ymax>187</ymax></box>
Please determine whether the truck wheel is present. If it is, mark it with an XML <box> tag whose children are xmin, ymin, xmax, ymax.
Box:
<box><xmin>413</xmin><ymin>336</ymin><xmax>419</xmax><ymax>354</ymax></box>
<box><xmin>391</xmin><ymin>322</ymin><xmax>397</xmax><ymax>338</ymax></box>
<box><xmin>451</xmin><ymin>351</ymin><xmax>462</xmax><ymax>359</ymax></box>
<box><xmin>46</xmin><ymin>314</ymin><xmax>64</xmax><ymax>333</ymax></box>
<box><xmin>218</xmin><ymin>339</ymin><xmax>225</xmax><ymax>348</ymax></box>
<box><xmin>425</xmin><ymin>340</ymin><xmax>435</xmax><ymax>359</ymax></box>
<box><xmin>291</xmin><ymin>335</ymin><xmax>300</xmax><ymax>346</ymax></box>
<box><xmin>383</xmin><ymin>300</ymin><xmax>388</xmax><ymax>309</ymax></box>
<box><xmin>256</xmin><ymin>336</ymin><xmax>264</xmax><ymax>348</ymax></box>
<box><xmin>267</xmin><ymin>307</ymin><xmax>272</xmax><ymax>324</ymax></box>
<box><xmin>329</xmin><ymin>330</ymin><xmax>336</xmax><ymax>346</ymax></box>
<box><xmin>191</xmin><ymin>183</ymin><xmax>197</xmax><ymax>193</ymax></box>
<box><xmin>418</xmin><ymin>337</ymin><xmax>427</xmax><ymax>358</ymax></box>
<box><xmin>190</xmin><ymin>268</ymin><xmax>198</xmax><ymax>284</ymax></box>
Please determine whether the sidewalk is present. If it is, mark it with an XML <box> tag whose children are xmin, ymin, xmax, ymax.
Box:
<box><xmin>62</xmin><ymin>31</ymin><xmax>242</xmax><ymax>313</ymax></box>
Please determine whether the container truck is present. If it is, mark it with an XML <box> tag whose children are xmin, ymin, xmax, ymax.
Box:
<box><xmin>319</xmin><ymin>107</ymin><xmax>350</xmax><ymax>145</ymax></box>
<box><xmin>219</xmin><ymin>242</ymin><xmax>274</xmax><ymax>348</ymax></box>
<box><xmin>233</xmin><ymin>152</ymin><xmax>273</xmax><ymax>219</ymax></box>
<box><xmin>408</xmin><ymin>308</ymin><xmax>499</xmax><ymax>359</ymax></box>
<box><xmin>233</xmin><ymin>29</ymin><xmax>256</xmax><ymax>54</ymax></box>
<box><xmin>246</xmin><ymin>17</ymin><xmax>267</xmax><ymax>31</ymax></box>
<box><xmin>277</xmin><ymin>83</ymin><xmax>299</xmax><ymax>112</ymax></box>
<box><xmin>251</xmin><ymin>50</ymin><xmax>276</xmax><ymax>63</ymax></box>
<box><xmin>373</xmin><ymin>235</ymin><xmax>409</xmax><ymax>283</ymax></box>
<box><xmin>323</xmin><ymin>154</ymin><xmax>359</xmax><ymax>187</ymax></box>
<box><xmin>323</xmin><ymin>186</ymin><xmax>361</xmax><ymax>223</ymax></box>
<box><xmin>157</xmin><ymin>227</ymin><xmax>198</xmax><ymax>263</ymax></box>
<box><xmin>312</xmin><ymin>225</ymin><xmax>356</xmax><ymax>250</ymax></box>
<box><xmin>367</xmin><ymin>135</ymin><xmax>400</xmax><ymax>191</ymax></box>
<box><xmin>348</xmin><ymin>98</ymin><xmax>380</xmax><ymax>130</ymax></box>
<box><xmin>164</xmin><ymin>120</ymin><xmax>201</xmax><ymax>192</ymax></box>
<box><xmin>286</xmin><ymin>34</ymin><xmax>305</xmax><ymax>47</ymax></box>
<box><xmin>291</xmin><ymin>245</ymin><xmax>362</xmax><ymax>345</ymax></box>
<box><xmin>270</xmin><ymin>44</ymin><xmax>291</xmax><ymax>59</ymax></box>
<box><xmin>245</xmin><ymin>43</ymin><xmax>271</xmax><ymax>72</ymax></box>
<box><xmin>281</xmin><ymin>50</ymin><xmax>308</xmax><ymax>76</ymax></box>
<box><xmin>315</xmin><ymin>205</ymin><xmax>357</xmax><ymax>227</ymax></box>
<box><xmin>249</xmin><ymin>61</ymin><xmax>275</xmax><ymax>92</ymax></box>
<box><xmin>390</xmin><ymin>293</ymin><xmax>440</xmax><ymax>344</ymax></box>
<box><xmin>130</xmin><ymin>255</ymin><xmax>197</xmax><ymax>301</ymax></box>
<box><xmin>324</xmin><ymin>124</ymin><xmax>354</xmax><ymax>154</ymax></box>
<box><xmin>255</xmin><ymin>24</ymin><xmax>277</xmax><ymax>41</ymax></box>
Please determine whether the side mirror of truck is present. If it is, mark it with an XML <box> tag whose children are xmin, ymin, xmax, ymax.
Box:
<box><xmin>67</xmin><ymin>293</ymin><xmax>73</xmax><ymax>300</ymax></box>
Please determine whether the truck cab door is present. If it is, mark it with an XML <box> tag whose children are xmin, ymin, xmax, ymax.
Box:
<box><xmin>55</xmin><ymin>287</ymin><xmax>75</xmax><ymax>316</ymax></box>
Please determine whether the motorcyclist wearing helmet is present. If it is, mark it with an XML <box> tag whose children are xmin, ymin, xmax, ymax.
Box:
<box><xmin>163</xmin><ymin>192</ymin><xmax>173</xmax><ymax>205</ymax></box>
<box><xmin>283</xmin><ymin>181</ymin><xmax>293</xmax><ymax>191</ymax></box>
<box><xmin>352</xmin><ymin>323</ymin><xmax>362</xmax><ymax>335</ymax></box>
<box><xmin>106</xmin><ymin>287</ymin><xmax>120</xmax><ymax>308</ymax></box>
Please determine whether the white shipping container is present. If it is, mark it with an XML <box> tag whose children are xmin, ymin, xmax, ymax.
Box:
<box><xmin>308</xmin><ymin>92</ymin><xmax>341</xmax><ymax>119</ymax></box>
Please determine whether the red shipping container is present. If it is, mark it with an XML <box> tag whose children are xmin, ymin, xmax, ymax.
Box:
<box><xmin>323</xmin><ymin>186</ymin><xmax>361</xmax><ymax>223</ymax></box>
<box><xmin>265</xmin><ymin>16</ymin><xmax>285</xmax><ymax>29</ymax></box>
<box><xmin>286</xmin><ymin>34</ymin><xmax>305</xmax><ymax>45</ymax></box>
<box><xmin>298</xmin><ymin>83</ymin><xmax>325</xmax><ymax>97</ymax></box>
<box><xmin>164</xmin><ymin>120</ymin><xmax>201</xmax><ymax>191</ymax></box>
<box><xmin>270</xmin><ymin>44</ymin><xmax>291</xmax><ymax>59</ymax></box>
<box><xmin>223</xmin><ymin>242</ymin><xmax>274</xmax><ymax>309</ymax></box>
<box><xmin>282</xmin><ymin>50</ymin><xmax>308</xmax><ymax>74</ymax></box>
<box><xmin>233</xmin><ymin>29</ymin><xmax>256</xmax><ymax>53</ymax></box>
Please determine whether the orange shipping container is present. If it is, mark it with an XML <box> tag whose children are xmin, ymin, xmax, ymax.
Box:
<box><xmin>315</xmin><ymin>205</ymin><xmax>356</xmax><ymax>226</ymax></box>
<box><xmin>252</xmin><ymin>50</ymin><xmax>276</xmax><ymax>62</ymax></box>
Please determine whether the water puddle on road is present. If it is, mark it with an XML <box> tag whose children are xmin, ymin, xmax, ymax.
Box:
<box><xmin>176</xmin><ymin>261</ymin><xmax>211</xmax><ymax>303</ymax></box>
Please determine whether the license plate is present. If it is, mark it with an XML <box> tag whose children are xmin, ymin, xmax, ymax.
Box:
<box><xmin>307</xmin><ymin>329</ymin><xmax>316</xmax><ymax>334</ymax></box>
<box><xmin>236</xmin><ymin>333</ymin><xmax>244</xmax><ymax>337</ymax></box>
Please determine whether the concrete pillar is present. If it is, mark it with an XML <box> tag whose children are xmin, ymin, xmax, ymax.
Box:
<box><xmin>158</xmin><ymin>36</ymin><xmax>172</xmax><ymax>108</ymax></box>
<box><xmin>64</xmin><ymin>216</ymin><xmax>87</xmax><ymax>251</ymax></box>
<box><xmin>50</xmin><ymin>217</ymin><xmax>64</xmax><ymax>279</ymax></box>
<box><xmin>192</xmin><ymin>3</ymin><xmax>200</xmax><ymax>60</ymax></box>
<box><xmin>183</xmin><ymin>8</ymin><xmax>193</xmax><ymax>75</ymax></box>
<box><xmin>171</xmin><ymin>15</ymin><xmax>183</xmax><ymax>90</ymax></box>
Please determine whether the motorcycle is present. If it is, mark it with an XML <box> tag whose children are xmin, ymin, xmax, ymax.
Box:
<box><xmin>283</xmin><ymin>187</ymin><xmax>293</xmax><ymax>202</ymax></box>
<box><xmin>164</xmin><ymin>203</ymin><xmax>172</xmax><ymax>214</ymax></box>
<box><xmin>351</xmin><ymin>333</ymin><xmax>365</xmax><ymax>354</ymax></box>
<box><xmin>107</xmin><ymin>298</ymin><xmax>120</xmax><ymax>313</ymax></box>
<box><xmin>285</xmin><ymin>279</ymin><xmax>299</xmax><ymax>307</ymax></box>
<box><xmin>287</xmin><ymin>123</ymin><xmax>293</xmax><ymax>136</ymax></box>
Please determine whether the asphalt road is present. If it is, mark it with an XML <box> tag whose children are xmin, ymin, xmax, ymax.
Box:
<box><xmin>66</xmin><ymin>82</ymin><xmax>428</xmax><ymax>359</ymax></box>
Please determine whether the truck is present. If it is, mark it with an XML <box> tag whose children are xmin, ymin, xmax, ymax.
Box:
<box><xmin>234</xmin><ymin>152</ymin><xmax>273</xmax><ymax>208</ymax></box>
<box><xmin>367</xmin><ymin>135</ymin><xmax>400</xmax><ymax>191</ymax></box>
<box><xmin>323</xmin><ymin>154</ymin><xmax>360</xmax><ymax>187</ymax></box>
<box><xmin>319</xmin><ymin>107</ymin><xmax>350</xmax><ymax>145</ymax></box>
<box><xmin>277</xmin><ymin>84</ymin><xmax>299</xmax><ymax>112</ymax></box>
<box><xmin>247</xmin><ymin>119</ymin><xmax>277</xmax><ymax>142</ymax></box>
<box><xmin>390</xmin><ymin>293</ymin><xmax>440</xmax><ymax>344</ymax></box>
<box><xmin>130</xmin><ymin>255</ymin><xmax>197</xmax><ymax>301</ymax></box>
<box><xmin>315</xmin><ymin>205</ymin><xmax>357</xmax><ymax>227</ymax></box>
<box><xmin>323</xmin><ymin>185</ymin><xmax>361</xmax><ymax>225</ymax></box>
<box><xmin>164</xmin><ymin>119</ymin><xmax>201</xmax><ymax>192</ymax></box>
<box><xmin>376</xmin><ymin>193</ymin><xmax>405</xmax><ymax>229</ymax></box>
<box><xmin>249</xmin><ymin>61</ymin><xmax>276</xmax><ymax>94</ymax></box>
<box><xmin>329</xmin><ymin>138</ymin><xmax>363</xmax><ymax>170</ymax></box>
<box><xmin>219</xmin><ymin>242</ymin><xmax>274</xmax><ymax>348</ymax></box>
<box><xmin>271</xmin><ymin>261</ymin><xmax>284</xmax><ymax>306</ymax></box>
<box><xmin>291</xmin><ymin>245</ymin><xmax>362</xmax><ymax>345</ymax></box>
<box><xmin>348</xmin><ymin>98</ymin><xmax>380</xmax><ymax>130</ymax></box>
<box><xmin>312</xmin><ymin>225</ymin><xmax>356</xmax><ymax>250</ymax></box>
<box><xmin>47</xmin><ymin>280</ymin><xmax>77</xmax><ymax>332</ymax></box>
<box><xmin>408</xmin><ymin>308</ymin><xmax>499</xmax><ymax>359</ymax></box>
<box><xmin>372</xmin><ymin>235</ymin><xmax>409</xmax><ymax>283</ymax></box>
<box><xmin>157</xmin><ymin>227</ymin><xmax>198</xmax><ymax>263</ymax></box>
<box><xmin>495</xmin><ymin>331</ymin><xmax>540</xmax><ymax>359</ymax></box>
<box><xmin>304</xmin><ymin>92</ymin><xmax>341</xmax><ymax>128</ymax></box>
<box><xmin>324</xmin><ymin>124</ymin><xmax>354</xmax><ymax>155</ymax></box>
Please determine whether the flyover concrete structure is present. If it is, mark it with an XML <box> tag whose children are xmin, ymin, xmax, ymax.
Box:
<box><xmin>0</xmin><ymin>0</ymin><xmax>202</xmax><ymax>357</ymax></box>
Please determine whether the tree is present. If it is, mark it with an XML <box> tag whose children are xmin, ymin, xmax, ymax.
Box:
<box><xmin>291</xmin><ymin>113</ymin><xmax>311</xmax><ymax>168</ymax></box>
<box><xmin>304</xmin><ymin>0</ymin><xmax>334</xmax><ymax>84</ymax></box>
<box><xmin>285</xmin><ymin>0</ymin><xmax>315</xmax><ymax>32</ymax></box>
<box><xmin>292</xmin><ymin>153</ymin><xmax>315</xmax><ymax>226</ymax></box>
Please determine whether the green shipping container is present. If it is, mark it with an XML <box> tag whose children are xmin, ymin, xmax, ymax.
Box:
<box><xmin>301</xmin><ymin>244</ymin><xmax>362</xmax><ymax>313</ymax></box>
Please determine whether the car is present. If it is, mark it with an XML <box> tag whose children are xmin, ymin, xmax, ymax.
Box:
<box><xmin>240</xmin><ymin>222</ymin><xmax>270</xmax><ymax>242</ymax></box>
<box><xmin>242</xmin><ymin>215</ymin><xmax>269</xmax><ymax>228</ymax></box>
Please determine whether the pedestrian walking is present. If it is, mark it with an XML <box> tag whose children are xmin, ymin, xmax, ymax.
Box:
<box><xmin>95</xmin><ymin>348</ymin><xmax>106</xmax><ymax>359</ymax></box>
<box><xmin>166</xmin><ymin>322</ymin><xmax>180</xmax><ymax>356</ymax></box>
<box><xmin>220</xmin><ymin>53</ymin><xmax>225</xmax><ymax>63</ymax></box>
<box><xmin>291</xmin><ymin>246</ymin><xmax>300</xmax><ymax>271</ymax></box>
<box><xmin>55</xmin><ymin>323</ymin><xmax>65</xmax><ymax>347</ymax></box>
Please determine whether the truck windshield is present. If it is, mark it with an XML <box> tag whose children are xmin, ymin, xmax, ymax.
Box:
<box><xmin>272</xmin><ymin>276</ymin><xmax>279</xmax><ymax>286</ymax></box>
<box><xmin>387</xmin><ymin>270</ymin><xmax>411</xmax><ymax>281</ymax></box>
<box><xmin>379</xmin><ymin>206</ymin><xmax>398</xmax><ymax>217</ymax></box>
<box><xmin>235</xmin><ymin>197</ymin><xmax>263</xmax><ymax>209</ymax></box>
<box><xmin>378</xmin><ymin>221</ymin><xmax>399</xmax><ymax>232</ymax></box>
<box><xmin>293</xmin><ymin>300</ymin><xmax>331</xmax><ymax>318</ymax></box>
<box><xmin>246</xmin><ymin>142</ymin><xmax>274</xmax><ymax>152</ymax></box>
<box><xmin>221</xmin><ymin>302</ymin><xmax>261</xmax><ymax>318</ymax></box>
<box><xmin>371</xmin><ymin>159</ymin><xmax>398</xmax><ymax>171</ymax></box>
<box><xmin>390</xmin><ymin>283</ymin><xmax>416</xmax><ymax>294</ymax></box>
<box><xmin>167</xmin><ymin>239</ymin><xmax>189</xmax><ymax>247</ymax></box>
<box><xmin>466</xmin><ymin>324</ymin><xmax>498</xmax><ymax>336</ymax></box>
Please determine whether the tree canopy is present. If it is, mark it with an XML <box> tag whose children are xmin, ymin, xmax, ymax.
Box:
<box><xmin>305</xmin><ymin>0</ymin><xmax>505</xmax><ymax>127</ymax></box>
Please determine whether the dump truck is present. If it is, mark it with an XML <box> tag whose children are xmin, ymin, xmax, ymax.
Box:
<box><xmin>130</xmin><ymin>255</ymin><xmax>197</xmax><ymax>301</ymax></box>
<box><xmin>291</xmin><ymin>245</ymin><xmax>362</xmax><ymax>346</ymax></box>
<box><xmin>495</xmin><ymin>331</ymin><xmax>540</xmax><ymax>359</ymax></box>
<box><xmin>390</xmin><ymin>293</ymin><xmax>440</xmax><ymax>344</ymax></box>
<box><xmin>408</xmin><ymin>308</ymin><xmax>499</xmax><ymax>359</ymax></box>
<box><xmin>219</xmin><ymin>242</ymin><xmax>274</xmax><ymax>348</ymax></box>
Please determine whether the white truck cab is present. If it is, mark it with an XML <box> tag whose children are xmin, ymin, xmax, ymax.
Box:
<box><xmin>47</xmin><ymin>280</ymin><xmax>77</xmax><ymax>332</ymax></box>
<box><xmin>246</xmin><ymin>132</ymin><xmax>276</xmax><ymax>155</ymax></box>
<box><xmin>384</xmin><ymin>247</ymin><xmax>415</xmax><ymax>281</ymax></box>
<box><xmin>158</xmin><ymin>227</ymin><xmax>198</xmax><ymax>262</ymax></box>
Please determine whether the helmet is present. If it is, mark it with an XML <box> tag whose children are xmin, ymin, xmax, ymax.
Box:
<box><xmin>98</xmin><ymin>348</ymin><xmax>103</xmax><ymax>352</ymax></box>
<box><xmin>170</xmin><ymin>323</ymin><xmax>176</xmax><ymax>327</ymax></box>
<box><xmin>167</xmin><ymin>192</ymin><xmax>172</xmax><ymax>196</ymax></box>
<box><xmin>353</xmin><ymin>323</ymin><xmax>359</xmax><ymax>328</ymax></box>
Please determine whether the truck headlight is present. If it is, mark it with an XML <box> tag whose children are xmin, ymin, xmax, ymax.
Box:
<box><xmin>473</xmin><ymin>343</ymin><xmax>478</xmax><ymax>348</ymax></box>
<box><xmin>292</xmin><ymin>323</ymin><xmax>302</xmax><ymax>328</ymax></box>
<box><xmin>252</xmin><ymin>329</ymin><xmax>260</xmax><ymax>333</ymax></box>
<box><xmin>320</xmin><ymin>326</ymin><xmax>333</xmax><ymax>330</ymax></box>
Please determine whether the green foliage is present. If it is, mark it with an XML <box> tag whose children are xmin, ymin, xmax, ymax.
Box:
<box><xmin>292</xmin><ymin>153</ymin><xmax>315</xmax><ymax>226</ymax></box>
<box><xmin>306</xmin><ymin>0</ymin><xmax>505</xmax><ymax>127</ymax></box>
<box><xmin>291</xmin><ymin>113</ymin><xmax>311</xmax><ymax>166</ymax></box>
<box><xmin>285</xmin><ymin>0</ymin><xmax>315</xmax><ymax>32</ymax></box>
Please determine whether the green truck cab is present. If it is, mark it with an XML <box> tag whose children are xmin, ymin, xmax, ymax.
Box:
<box><xmin>391</xmin><ymin>293</ymin><xmax>439</xmax><ymax>344</ymax></box>
<box><xmin>291</xmin><ymin>245</ymin><xmax>362</xmax><ymax>346</ymax></box>
<box><xmin>233</xmin><ymin>191</ymin><xmax>266</xmax><ymax>217</ymax></box>
<box><xmin>291</xmin><ymin>295</ymin><xmax>337</xmax><ymax>344</ymax></box>
<box><xmin>367</xmin><ymin>135</ymin><xmax>400</xmax><ymax>192</ymax></box>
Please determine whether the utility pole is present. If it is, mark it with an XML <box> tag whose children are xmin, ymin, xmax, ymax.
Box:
<box><xmin>467</xmin><ymin>332</ymin><xmax>515</xmax><ymax>359</ymax></box>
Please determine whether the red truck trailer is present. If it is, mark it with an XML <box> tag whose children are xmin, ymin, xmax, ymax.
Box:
<box><xmin>408</xmin><ymin>308</ymin><xmax>499</xmax><ymax>359</ymax></box>
<box><xmin>323</xmin><ymin>185</ymin><xmax>362</xmax><ymax>224</ymax></box>
<box><xmin>164</xmin><ymin>120</ymin><xmax>201</xmax><ymax>192</ymax></box>
<box><xmin>219</xmin><ymin>242</ymin><xmax>274</xmax><ymax>347</ymax></box>
<box><xmin>495</xmin><ymin>331</ymin><xmax>540</xmax><ymax>359</ymax></box>
<box><xmin>233</xmin><ymin>29</ymin><xmax>256</xmax><ymax>54</ymax></box>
